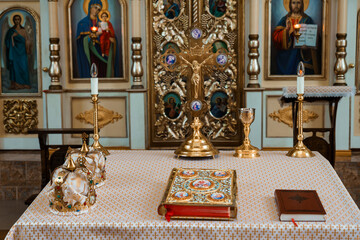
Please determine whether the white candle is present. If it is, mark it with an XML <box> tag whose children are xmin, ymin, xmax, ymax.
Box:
<box><xmin>91</xmin><ymin>78</ymin><xmax>98</xmax><ymax>95</ymax></box>
<box><xmin>337</xmin><ymin>0</ymin><xmax>348</xmax><ymax>33</ymax></box>
<box><xmin>132</xmin><ymin>0</ymin><xmax>141</xmax><ymax>37</ymax></box>
<box><xmin>249</xmin><ymin>0</ymin><xmax>259</xmax><ymax>35</ymax></box>
<box><xmin>297</xmin><ymin>76</ymin><xmax>304</xmax><ymax>94</ymax></box>
<box><xmin>48</xmin><ymin>1</ymin><xmax>59</xmax><ymax>38</ymax></box>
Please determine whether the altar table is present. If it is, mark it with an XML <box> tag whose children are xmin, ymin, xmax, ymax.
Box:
<box><xmin>6</xmin><ymin>150</ymin><xmax>360</xmax><ymax>240</ymax></box>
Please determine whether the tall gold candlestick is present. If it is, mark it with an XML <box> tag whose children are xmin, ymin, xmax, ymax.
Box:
<box><xmin>286</xmin><ymin>94</ymin><xmax>314</xmax><ymax>158</ymax></box>
<box><xmin>91</xmin><ymin>94</ymin><xmax>110</xmax><ymax>156</ymax></box>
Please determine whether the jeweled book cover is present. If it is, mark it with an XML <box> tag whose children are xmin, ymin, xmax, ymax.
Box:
<box><xmin>158</xmin><ymin>168</ymin><xmax>237</xmax><ymax>221</ymax></box>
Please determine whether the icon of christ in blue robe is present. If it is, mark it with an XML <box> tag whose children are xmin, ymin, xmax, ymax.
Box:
<box><xmin>76</xmin><ymin>0</ymin><xmax>121</xmax><ymax>78</ymax></box>
<box><xmin>272</xmin><ymin>0</ymin><xmax>319</xmax><ymax>75</ymax></box>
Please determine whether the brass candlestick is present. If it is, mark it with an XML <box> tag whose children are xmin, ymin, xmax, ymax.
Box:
<box><xmin>234</xmin><ymin>108</ymin><xmax>259</xmax><ymax>158</ymax></box>
<box><xmin>286</xmin><ymin>94</ymin><xmax>314</xmax><ymax>158</ymax></box>
<box><xmin>91</xmin><ymin>94</ymin><xmax>110</xmax><ymax>156</ymax></box>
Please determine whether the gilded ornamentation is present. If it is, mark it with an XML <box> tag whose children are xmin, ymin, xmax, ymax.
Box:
<box><xmin>75</xmin><ymin>105</ymin><xmax>123</xmax><ymax>128</ymax></box>
<box><xmin>151</xmin><ymin>0</ymin><xmax>239</xmax><ymax>142</ymax></box>
<box><xmin>3</xmin><ymin>100</ymin><xmax>38</xmax><ymax>134</ymax></box>
<box><xmin>269</xmin><ymin>106</ymin><xmax>319</xmax><ymax>128</ymax></box>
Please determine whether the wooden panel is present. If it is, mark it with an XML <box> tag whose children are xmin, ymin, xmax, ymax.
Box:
<box><xmin>266</xmin><ymin>95</ymin><xmax>324</xmax><ymax>138</ymax></box>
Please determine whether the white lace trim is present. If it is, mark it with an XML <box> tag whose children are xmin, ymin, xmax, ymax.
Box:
<box><xmin>282</xmin><ymin>86</ymin><xmax>356</xmax><ymax>98</ymax></box>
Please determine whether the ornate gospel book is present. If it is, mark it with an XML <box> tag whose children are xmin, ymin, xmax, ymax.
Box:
<box><xmin>158</xmin><ymin>168</ymin><xmax>237</xmax><ymax>221</ymax></box>
<box><xmin>274</xmin><ymin>189</ymin><xmax>326</xmax><ymax>222</ymax></box>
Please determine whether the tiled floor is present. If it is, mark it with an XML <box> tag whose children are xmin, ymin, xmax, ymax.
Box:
<box><xmin>334</xmin><ymin>152</ymin><xmax>360</xmax><ymax>208</ymax></box>
<box><xmin>0</xmin><ymin>200</ymin><xmax>28</xmax><ymax>239</ymax></box>
<box><xmin>0</xmin><ymin>151</ymin><xmax>359</xmax><ymax>240</ymax></box>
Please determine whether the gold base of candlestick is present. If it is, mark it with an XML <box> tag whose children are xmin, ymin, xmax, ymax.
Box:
<box><xmin>287</xmin><ymin>93</ymin><xmax>314</xmax><ymax>158</ymax></box>
<box><xmin>175</xmin><ymin>117</ymin><xmax>218</xmax><ymax>158</ymax></box>
<box><xmin>286</xmin><ymin>141</ymin><xmax>315</xmax><ymax>158</ymax></box>
<box><xmin>92</xmin><ymin>140</ymin><xmax>110</xmax><ymax>156</ymax></box>
<box><xmin>234</xmin><ymin>144</ymin><xmax>260</xmax><ymax>158</ymax></box>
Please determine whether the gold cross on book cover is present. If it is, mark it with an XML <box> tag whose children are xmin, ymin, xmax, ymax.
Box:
<box><xmin>158</xmin><ymin>168</ymin><xmax>237</xmax><ymax>221</ymax></box>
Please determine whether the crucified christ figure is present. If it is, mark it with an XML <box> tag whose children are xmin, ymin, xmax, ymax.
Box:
<box><xmin>179</xmin><ymin>54</ymin><xmax>213</xmax><ymax>99</ymax></box>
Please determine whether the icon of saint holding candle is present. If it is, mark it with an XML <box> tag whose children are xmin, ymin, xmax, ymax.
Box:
<box><xmin>75</xmin><ymin>0</ymin><xmax>121</xmax><ymax>78</ymax></box>
<box><xmin>272</xmin><ymin>0</ymin><xmax>319</xmax><ymax>75</ymax></box>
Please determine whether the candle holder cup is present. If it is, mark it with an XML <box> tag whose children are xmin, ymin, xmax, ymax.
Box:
<box><xmin>234</xmin><ymin>108</ymin><xmax>260</xmax><ymax>158</ymax></box>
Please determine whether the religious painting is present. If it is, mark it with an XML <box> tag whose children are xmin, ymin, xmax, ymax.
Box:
<box><xmin>163</xmin><ymin>0</ymin><xmax>181</xmax><ymax>20</ymax></box>
<box><xmin>0</xmin><ymin>7</ymin><xmax>41</xmax><ymax>96</ymax></box>
<box><xmin>68</xmin><ymin>0</ymin><xmax>128</xmax><ymax>82</ymax></box>
<box><xmin>209</xmin><ymin>0</ymin><xmax>227</xmax><ymax>18</ymax></box>
<box><xmin>161</xmin><ymin>42</ymin><xmax>180</xmax><ymax>54</ymax></box>
<box><xmin>210</xmin><ymin>91</ymin><xmax>228</xmax><ymax>119</ymax></box>
<box><xmin>163</xmin><ymin>92</ymin><xmax>182</xmax><ymax>120</ymax></box>
<box><xmin>212</xmin><ymin>40</ymin><xmax>228</xmax><ymax>52</ymax></box>
<box><xmin>265</xmin><ymin>0</ymin><xmax>329</xmax><ymax>80</ymax></box>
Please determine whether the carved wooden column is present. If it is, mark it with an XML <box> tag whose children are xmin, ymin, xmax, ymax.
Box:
<box><xmin>247</xmin><ymin>35</ymin><xmax>260</xmax><ymax>88</ymax></box>
<box><xmin>334</xmin><ymin>0</ymin><xmax>348</xmax><ymax>86</ymax></box>
<box><xmin>247</xmin><ymin>0</ymin><xmax>260</xmax><ymax>88</ymax></box>
<box><xmin>131</xmin><ymin>0</ymin><xmax>144</xmax><ymax>89</ymax></box>
<box><xmin>47</xmin><ymin>0</ymin><xmax>62</xmax><ymax>90</ymax></box>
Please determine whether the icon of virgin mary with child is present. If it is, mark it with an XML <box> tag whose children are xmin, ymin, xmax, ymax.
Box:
<box><xmin>76</xmin><ymin>0</ymin><xmax>122</xmax><ymax>78</ymax></box>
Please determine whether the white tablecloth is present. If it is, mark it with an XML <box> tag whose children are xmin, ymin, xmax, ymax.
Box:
<box><xmin>6</xmin><ymin>150</ymin><xmax>360</xmax><ymax>239</ymax></box>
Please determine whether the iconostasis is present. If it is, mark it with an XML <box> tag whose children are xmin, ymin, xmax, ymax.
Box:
<box><xmin>0</xmin><ymin>0</ymin><xmax>358</xmax><ymax>151</ymax></box>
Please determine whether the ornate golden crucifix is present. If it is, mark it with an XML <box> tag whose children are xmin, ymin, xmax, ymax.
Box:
<box><xmin>160</xmin><ymin>43</ymin><xmax>230</xmax><ymax>158</ymax></box>
<box><xmin>178</xmin><ymin>48</ymin><xmax>214</xmax><ymax>99</ymax></box>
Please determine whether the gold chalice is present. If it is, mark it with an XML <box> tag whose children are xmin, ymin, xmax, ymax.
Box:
<box><xmin>234</xmin><ymin>108</ymin><xmax>260</xmax><ymax>158</ymax></box>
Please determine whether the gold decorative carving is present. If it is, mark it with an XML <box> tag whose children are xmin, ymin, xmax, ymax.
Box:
<box><xmin>151</xmin><ymin>0</ymin><xmax>240</xmax><ymax>143</ymax></box>
<box><xmin>75</xmin><ymin>105</ymin><xmax>123</xmax><ymax>128</ymax></box>
<box><xmin>269</xmin><ymin>106</ymin><xmax>319</xmax><ymax>128</ymax></box>
<box><xmin>3</xmin><ymin>100</ymin><xmax>38</xmax><ymax>134</ymax></box>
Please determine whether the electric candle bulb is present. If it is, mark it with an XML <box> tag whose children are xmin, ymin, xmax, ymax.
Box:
<box><xmin>297</xmin><ymin>62</ymin><xmax>305</xmax><ymax>94</ymax></box>
<box><xmin>91</xmin><ymin>63</ymin><xmax>98</xmax><ymax>95</ymax></box>
<box><xmin>294</xmin><ymin>24</ymin><xmax>301</xmax><ymax>30</ymax></box>
<box><xmin>91</xmin><ymin>26</ymin><xmax>98</xmax><ymax>32</ymax></box>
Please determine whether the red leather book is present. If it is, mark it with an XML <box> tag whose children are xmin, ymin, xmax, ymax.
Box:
<box><xmin>158</xmin><ymin>168</ymin><xmax>237</xmax><ymax>221</ymax></box>
<box><xmin>275</xmin><ymin>189</ymin><xmax>326</xmax><ymax>222</ymax></box>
